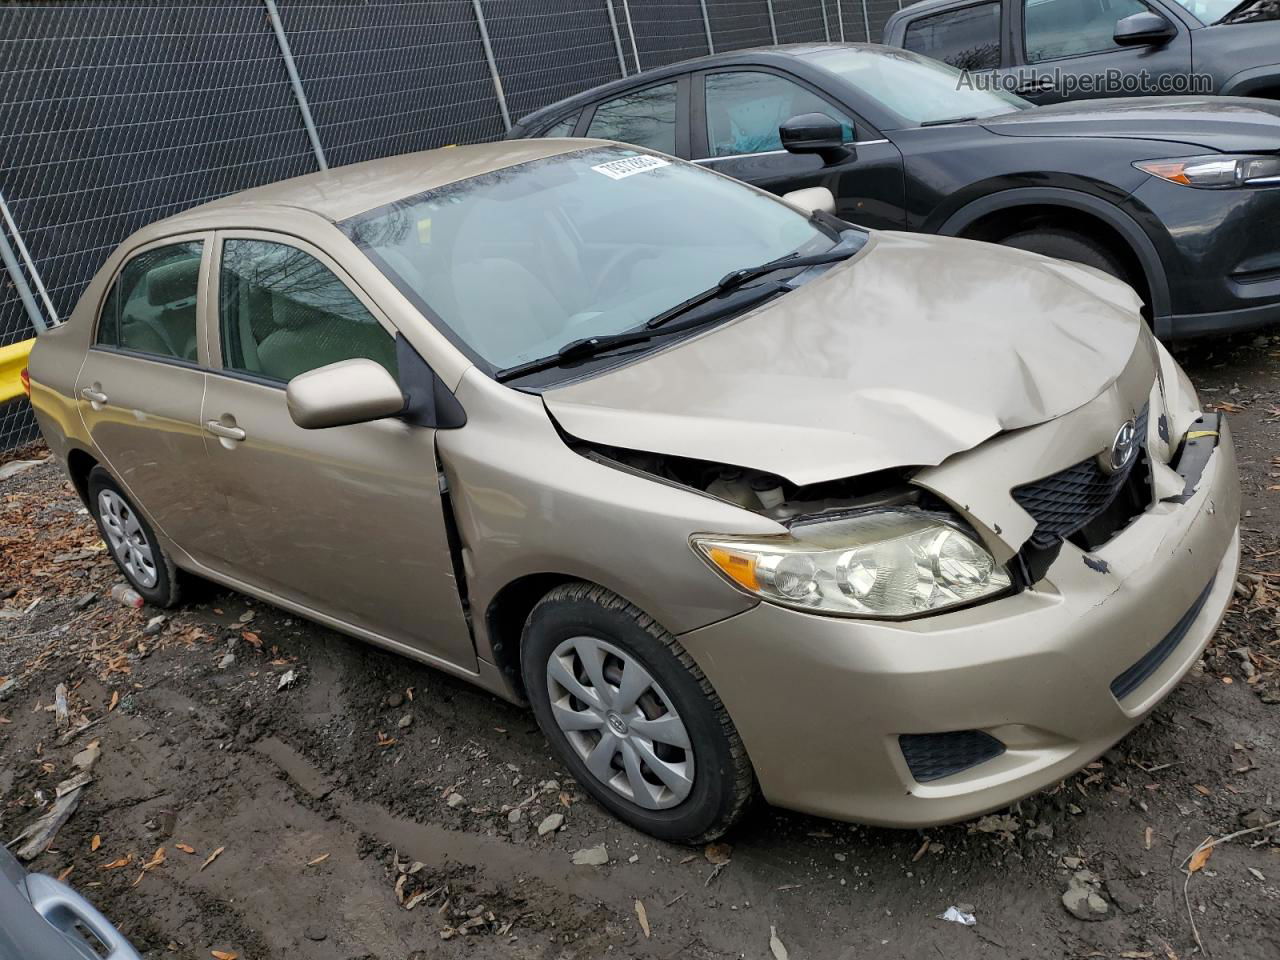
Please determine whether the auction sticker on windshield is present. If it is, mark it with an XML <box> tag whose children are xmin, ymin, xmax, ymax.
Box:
<box><xmin>591</xmin><ymin>155</ymin><xmax>670</xmax><ymax>180</ymax></box>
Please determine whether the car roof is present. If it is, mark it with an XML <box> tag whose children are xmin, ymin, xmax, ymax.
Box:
<box><xmin>885</xmin><ymin>0</ymin><xmax>966</xmax><ymax>22</ymax></box>
<box><xmin>512</xmin><ymin>43</ymin><xmax>891</xmax><ymax>132</ymax></box>
<box><xmin>150</xmin><ymin>138</ymin><xmax>605</xmax><ymax>231</ymax></box>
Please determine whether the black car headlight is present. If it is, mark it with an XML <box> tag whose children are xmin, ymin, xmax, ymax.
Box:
<box><xmin>1135</xmin><ymin>155</ymin><xmax>1280</xmax><ymax>189</ymax></box>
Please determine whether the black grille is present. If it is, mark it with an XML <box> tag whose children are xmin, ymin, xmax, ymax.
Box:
<box><xmin>1012</xmin><ymin>406</ymin><xmax>1149</xmax><ymax>550</ymax></box>
<box><xmin>899</xmin><ymin>731</ymin><xmax>1005</xmax><ymax>783</ymax></box>
<box><xmin>1110</xmin><ymin>578</ymin><xmax>1215</xmax><ymax>700</ymax></box>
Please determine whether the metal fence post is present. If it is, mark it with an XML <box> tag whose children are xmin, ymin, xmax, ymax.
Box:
<box><xmin>469</xmin><ymin>0</ymin><xmax>512</xmax><ymax>131</ymax></box>
<box><xmin>604</xmin><ymin>0</ymin><xmax>629</xmax><ymax>76</ymax></box>
<box><xmin>263</xmin><ymin>0</ymin><xmax>328</xmax><ymax>170</ymax></box>
<box><xmin>698</xmin><ymin>0</ymin><xmax>715</xmax><ymax>53</ymax></box>
<box><xmin>0</xmin><ymin>220</ymin><xmax>46</xmax><ymax>336</ymax></box>
<box><xmin>766</xmin><ymin>0</ymin><xmax>779</xmax><ymax>44</ymax></box>
<box><xmin>819</xmin><ymin>0</ymin><xmax>832</xmax><ymax>40</ymax></box>
<box><xmin>0</xmin><ymin>191</ymin><xmax>55</xmax><ymax>327</ymax></box>
<box><xmin>861</xmin><ymin>0</ymin><xmax>872</xmax><ymax>40</ymax></box>
<box><xmin>621</xmin><ymin>0</ymin><xmax>642</xmax><ymax>72</ymax></box>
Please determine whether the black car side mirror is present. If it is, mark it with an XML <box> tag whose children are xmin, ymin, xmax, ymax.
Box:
<box><xmin>780</xmin><ymin>113</ymin><xmax>850</xmax><ymax>165</ymax></box>
<box><xmin>1113</xmin><ymin>11</ymin><xmax>1176</xmax><ymax>47</ymax></box>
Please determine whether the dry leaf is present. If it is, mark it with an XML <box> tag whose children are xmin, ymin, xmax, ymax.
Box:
<box><xmin>911</xmin><ymin>839</ymin><xmax>930</xmax><ymax>862</ymax></box>
<box><xmin>241</xmin><ymin>630</ymin><xmax>261</xmax><ymax>648</ymax></box>
<box><xmin>57</xmin><ymin>865</ymin><xmax>74</xmax><ymax>883</ymax></box>
<box><xmin>1144</xmin><ymin>826</ymin><xmax>1153</xmax><ymax>850</ymax></box>
<box><xmin>211</xmin><ymin>952</ymin><xmax>238</xmax><ymax>960</ymax></box>
<box><xmin>1120</xmin><ymin>952</ymin><xmax>1154</xmax><ymax>959</ymax></box>
<box><xmin>90</xmin><ymin>835</ymin><xmax>101</xmax><ymax>852</ymax></box>
<box><xmin>1188</xmin><ymin>844</ymin><xmax>1213</xmax><ymax>873</ymax></box>
<box><xmin>200</xmin><ymin>846</ymin><xmax>225</xmax><ymax>871</ymax></box>
<box><xmin>704</xmin><ymin>842</ymin><xmax>732</xmax><ymax>865</ymax></box>
<box><xmin>306</xmin><ymin>853</ymin><xmax>330</xmax><ymax>866</ymax></box>
<box><xmin>142</xmin><ymin>847</ymin><xmax>166</xmax><ymax>871</ymax></box>
<box><xmin>175</xmin><ymin>843</ymin><xmax>196</xmax><ymax>854</ymax></box>
<box><xmin>770</xmin><ymin>925</ymin><xmax>789</xmax><ymax>960</ymax></box>
<box><xmin>635</xmin><ymin>899</ymin><xmax>650</xmax><ymax>939</ymax></box>
<box><xmin>101</xmin><ymin>855</ymin><xmax>132</xmax><ymax>870</ymax></box>
<box><xmin>108</xmin><ymin>691</ymin><xmax>119</xmax><ymax>712</ymax></box>
<box><xmin>1193</xmin><ymin>784</ymin><xmax>1211</xmax><ymax>797</ymax></box>
<box><xmin>376</xmin><ymin>731</ymin><xmax>397</xmax><ymax>748</ymax></box>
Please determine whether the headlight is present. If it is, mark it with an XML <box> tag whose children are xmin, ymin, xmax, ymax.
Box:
<box><xmin>692</xmin><ymin>509</ymin><xmax>1011</xmax><ymax>619</ymax></box>
<box><xmin>1134</xmin><ymin>154</ymin><xmax>1280</xmax><ymax>189</ymax></box>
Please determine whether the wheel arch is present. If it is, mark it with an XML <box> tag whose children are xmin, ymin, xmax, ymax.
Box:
<box><xmin>65</xmin><ymin>446</ymin><xmax>100</xmax><ymax>508</ymax></box>
<box><xmin>483</xmin><ymin>572</ymin><xmax>583</xmax><ymax>700</ymax></box>
<box><xmin>936</xmin><ymin>187</ymin><xmax>1171</xmax><ymax>321</ymax></box>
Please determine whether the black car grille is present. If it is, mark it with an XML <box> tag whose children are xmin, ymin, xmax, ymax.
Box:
<box><xmin>1012</xmin><ymin>406</ymin><xmax>1150</xmax><ymax>550</ymax></box>
<box><xmin>899</xmin><ymin>731</ymin><xmax>1006</xmax><ymax>783</ymax></box>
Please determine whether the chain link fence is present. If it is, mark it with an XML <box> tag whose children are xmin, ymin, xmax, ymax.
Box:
<box><xmin>0</xmin><ymin>0</ymin><xmax>907</xmax><ymax>452</ymax></box>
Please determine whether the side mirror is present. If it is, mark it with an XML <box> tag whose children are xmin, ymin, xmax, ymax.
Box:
<box><xmin>1113</xmin><ymin>11</ymin><xmax>1176</xmax><ymax>46</ymax></box>
<box><xmin>286</xmin><ymin>358</ymin><xmax>406</xmax><ymax>429</ymax></box>
<box><xmin>782</xmin><ymin>186</ymin><xmax>836</xmax><ymax>216</ymax></box>
<box><xmin>780</xmin><ymin>113</ymin><xmax>850</xmax><ymax>165</ymax></box>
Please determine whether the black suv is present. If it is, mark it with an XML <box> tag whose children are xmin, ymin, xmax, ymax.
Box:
<box><xmin>883</xmin><ymin>0</ymin><xmax>1280</xmax><ymax>103</ymax></box>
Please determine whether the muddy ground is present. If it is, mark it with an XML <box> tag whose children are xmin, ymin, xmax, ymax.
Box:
<box><xmin>2</xmin><ymin>336</ymin><xmax>1280</xmax><ymax>960</ymax></box>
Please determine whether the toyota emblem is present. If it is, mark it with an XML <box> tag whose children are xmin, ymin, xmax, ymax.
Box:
<box><xmin>1100</xmin><ymin>418</ymin><xmax>1139</xmax><ymax>475</ymax></box>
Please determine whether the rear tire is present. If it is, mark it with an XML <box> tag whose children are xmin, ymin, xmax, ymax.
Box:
<box><xmin>87</xmin><ymin>466</ymin><xmax>182</xmax><ymax>608</ymax></box>
<box><xmin>999</xmin><ymin>229</ymin><xmax>1127</xmax><ymax>281</ymax></box>
<box><xmin>521</xmin><ymin>582</ymin><xmax>753</xmax><ymax>844</ymax></box>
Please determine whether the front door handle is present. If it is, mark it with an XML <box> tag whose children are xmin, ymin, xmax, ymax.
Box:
<box><xmin>1014</xmin><ymin>77</ymin><xmax>1055</xmax><ymax>95</ymax></box>
<box><xmin>80</xmin><ymin>387</ymin><xmax>108</xmax><ymax>404</ymax></box>
<box><xmin>205</xmin><ymin>419</ymin><xmax>246</xmax><ymax>442</ymax></box>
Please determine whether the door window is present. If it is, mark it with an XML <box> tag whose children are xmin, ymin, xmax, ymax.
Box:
<box><xmin>903</xmin><ymin>3</ymin><xmax>1003</xmax><ymax>70</ymax></box>
<box><xmin>1024</xmin><ymin>0</ymin><xmax>1149</xmax><ymax>63</ymax></box>
<box><xmin>96</xmin><ymin>241</ymin><xmax>203</xmax><ymax>361</ymax></box>
<box><xmin>218</xmin><ymin>239</ymin><xmax>398</xmax><ymax>384</ymax></box>
<box><xmin>703</xmin><ymin>72</ymin><xmax>854</xmax><ymax>158</ymax></box>
<box><xmin>585</xmin><ymin>83</ymin><xmax>678</xmax><ymax>154</ymax></box>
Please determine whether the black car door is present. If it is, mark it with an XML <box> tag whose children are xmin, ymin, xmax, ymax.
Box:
<box><xmin>1010</xmin><ymin>0</ymin><xmax>1193</xmax><ymax>102</ymax></box>
<box><xmin>689</xmin><ymin>68</ymin><xmax>907</xmax><ymax>230</ymax></box>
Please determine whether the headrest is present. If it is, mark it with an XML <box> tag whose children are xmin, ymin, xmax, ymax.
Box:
<box><xmin>146</xmin><ymin>256</ymin><xmax>200</xmax><ymax>306</ymax></box>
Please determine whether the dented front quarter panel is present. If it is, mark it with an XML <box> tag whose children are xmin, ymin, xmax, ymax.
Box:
<box><xmin>543</xmin><ymin>231</ymin><xmax>1145</xmax><ymax>486</ymax></box>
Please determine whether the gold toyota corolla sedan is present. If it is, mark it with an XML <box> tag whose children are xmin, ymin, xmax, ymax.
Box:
<box><xmin>27</xmin><ymin>139</ymin><xmax>1238</xmax><ymax>843</ymax></box>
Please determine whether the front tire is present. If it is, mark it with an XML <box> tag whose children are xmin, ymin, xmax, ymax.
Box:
<box><xmin>87</xmin><ymin>466</ymin><xmax>181</xmax><ymax>607</ymax></box>
<box><xmin>521</xmin><ymin>583</ymin><xmax>753</xmax><ymax>843</ymax></box>
<box><xmin>999</xmin><ymin>228</ymin><xmax>1127</xmax><ymax>281</ymax></box>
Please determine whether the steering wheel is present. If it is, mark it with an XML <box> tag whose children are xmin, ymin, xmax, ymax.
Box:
<box><xmin>591</xmin><ymin>247</ymin><xmax>662</xmax><ymax>300</ymax></box>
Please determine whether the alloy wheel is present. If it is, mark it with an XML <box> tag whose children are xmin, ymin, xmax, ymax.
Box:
<box><xmin>545</xmin><ymin>635</ymin><xmax>695</xmax><ymax>810</ymax></box>
<box><xmin>97</xmin><ymin>489</ymin><xmax>158</xmax><ymax>589</ymax></box>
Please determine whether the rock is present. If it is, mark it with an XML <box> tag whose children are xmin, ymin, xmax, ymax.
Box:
<box><xmin>73</xmin><ymin>592</ymin><xmax>96</xmax><ymax>611</ymax></box>
<box><xmin>1027</xmin><ymin>823</ymin><xmax>1054</xmax><ymax>841</ymax></box>
<box><xmin>571</xmin><ymin>844</ymin><xmax>608</xmax><ymax>866</ymax></box>
<box><xmin>385</xmin><ymin>691</ymin><xmax>405</xmax><ymax>709</ymax></box>
<box><xmin>507</xmin><ymin>807</ymin><xmax>523</xmax><ymax>824</ymax></box>
<box><xmin>0</xmin><ymin>586</ymin><xmax>15</xmax><ymax>601</ymax></box>
<box><xmin>397</xmin><ymin>714</ymin><xmax>413</xmax><ymax>729</ymax></box>
<box><xmin>1104</xmin><ymin>878</ymin><xmax>1141</xmax><ymax>914</ymax></box>
<box><xmin>0</xmin><ymin>678</ymin><xmax>18</xmax><ymax>702</ymax></box>
<box><xmin>1240</xmin><ymin>809</ymin><xmax>1271</xmax><ymax>830</ymax></box>
<box><xmin>72</xmin><ymin>743</ymin><xmax>100</xmax><ymax>771</ymax></box>
<box><xmin>955</xmin><ymin>902</ymin><xmax>975</xmax><ymax>915</ymax></box>
<box><xmin>538</xmin><ymin>813</ymin><xmax>564</xmax><ymax>836</ymax></box>
<box><xmin>277</xmin><ymin>669</ymin><xmax>296</xmax><ymax>691</ymax></box>
<box><xmin>1061</xmin><ymin>856</ymin><xmax>1084</xmax><ymax>869</ymax></box>
<box><xmin>446</xmin><ymin>793</ymin><xmax>464</xmax><ymax>808</ymax></box>
<box><xmin>143</xmin><ymin>615</ymin><xmax>166</xmax><ymax>636</ymax></box>
<box><xmin>1103</xmin><ymin>748</ymin><xmax>1125</xmax><ymax>766</ymax></box>
<box><xmin>217</xmin><ymin>653</ymin><xmax>236</xmax><ymax>670</ymax></box>
<box><xmin>238</xmin><ymin>610</ymin><xmax>256</xmax><ymax>624</ymax></box>
<box><xmin>304</xmin><ymin>927</ymin><xmax>327</xmax><ymax>942</ymax></box>
<box><xmin>1062</xmin><ymin>876</ymin><xmax>1109</xmax><ymax>921</ymax></box>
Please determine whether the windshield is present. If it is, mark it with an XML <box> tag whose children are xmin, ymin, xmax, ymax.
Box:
<box><xmin>803</xmin><ymin>47</ymin><xmax>1027</xmax><ymax>127</ymax></box>
<box><xmin>1173</xmin><ymin>0</ymin><xmax>1272</xmax><ymax>20</ymax></box>
<box><xmin>344</xmin><ymin>147</ymin><xmax>832</xmax><ymax>373</ymax></box>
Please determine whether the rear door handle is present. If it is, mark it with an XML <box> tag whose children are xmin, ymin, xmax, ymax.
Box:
<box><xmin>205</xmin><ymin>420</ymin><xmax>246</xmax><ymax>442</ymax></box>
<box><xmin>80</xmin><ymin>387</ymin><xmax>108</xmax><ymax>404</ymax></box>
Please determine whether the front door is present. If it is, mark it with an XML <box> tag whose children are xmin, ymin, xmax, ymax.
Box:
<box><xmin>200</xmin><ymin>231</ymin><xmax>474</xmax><ymax>671</ymax></box>
<box><xmin>75</xmin><ymin>234</ymin><xmax>237</xmax><ymax>567</ymax></box>
<box><xmin>691</xmin><ymin>69</ymin><xmax>907</xmax><ymax>230</ymax></box>
<box><xmin>1010</xmin><ymin>0</ymin><xmax>1192</xmax><ymax>102</ymax></box>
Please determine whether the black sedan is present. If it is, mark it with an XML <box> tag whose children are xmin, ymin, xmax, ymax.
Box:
<box><xmin>508</xmin><ymin>44</ymin><xmax>1280</xmax><ymax>338</ymax></box>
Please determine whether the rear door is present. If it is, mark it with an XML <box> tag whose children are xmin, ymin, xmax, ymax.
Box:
<box><xmin>74</xmin><ymin>233</ymin><xmax>237</xmax><ymax>566</ymax></box>
<box><xmin>200</xmin><ymin>230</ymin><xmax>475</xmax><ymax>671</ymax></box>
<box><xmin>690</xmin><ymin>68</ymin><xmax>906</xmax><ymax>230</ymax></box>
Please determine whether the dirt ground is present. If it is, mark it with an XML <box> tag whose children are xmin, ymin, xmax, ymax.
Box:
<box><xmin>2</xmin><ymin>336</ymin><xmax>1279</xmax><ymax>960</ymax></box>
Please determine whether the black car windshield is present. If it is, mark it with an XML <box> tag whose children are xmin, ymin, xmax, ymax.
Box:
<box><xmin>344</xmin><ymin>147</ymin><xmax>833</xmax><ymax>373</ymax></box>
<box><xmin>803</xmin><ymin>47</ymin><xmax>1027</xmax><ymax>128</ymax></box>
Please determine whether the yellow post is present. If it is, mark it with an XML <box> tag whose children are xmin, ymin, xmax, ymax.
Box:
<box><xmin>0</xmin><ymin>338</ymin><xmax>34</xmax><ymax>405</ymax></box>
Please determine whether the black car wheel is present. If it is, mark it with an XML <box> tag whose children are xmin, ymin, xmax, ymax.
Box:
<box><xmin>1000</xmin><ymin>229</ymin><xmax>1127</xmax><ymax>282</ymax></box>
<box><xmin>87</xmin><ymin>466</ymin><xmax>182</xmax><ymax>607</ymax></box>
<box><xmin>521</xmin><ymin>582</ymin><xmax>754</xmax><ymax>843</ymax></box>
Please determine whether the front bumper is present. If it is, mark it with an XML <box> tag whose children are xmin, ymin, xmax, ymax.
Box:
<box><xmin>679</xmin><ymin>421</ymin><xmax>1239</xmax><ymax>827</ymax></box>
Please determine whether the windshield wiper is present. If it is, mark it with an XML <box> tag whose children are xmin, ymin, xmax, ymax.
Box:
<box><xmin>495</xmin><ymin>281</ymin><xmax>788</xmax><ymax>383</ymax></box>
<box><xmin>1217</xmin><ymin>0</ymin><xmax>1276</xmax><ymax>22</ymax></box>
<box><xmin>919</xmin><ymin>116</ymin><xmax>978</xmax><ymax>127</ymax></box>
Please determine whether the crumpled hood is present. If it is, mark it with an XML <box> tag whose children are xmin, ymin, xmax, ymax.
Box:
<box><xmin>981</xmin><ymin>97</ymin><xmax>1280</xmax><ymax>153</ymax></box>
<box><xmin>542</xmin><ymin>232</ymin><xmax>1144</xmax><ymax>486</ymax></box>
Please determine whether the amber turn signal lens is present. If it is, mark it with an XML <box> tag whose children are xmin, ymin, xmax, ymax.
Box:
<box><xmin>706</xmin><ymin>546</ymin><xmax>759</xmax><ymax>591</ymax></box>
